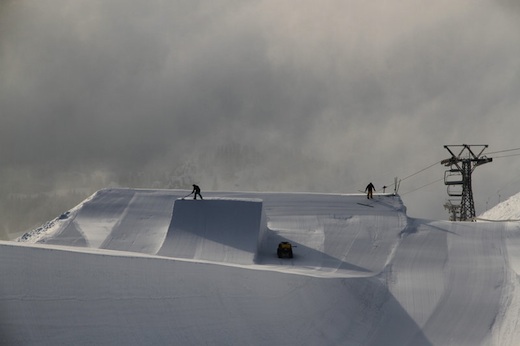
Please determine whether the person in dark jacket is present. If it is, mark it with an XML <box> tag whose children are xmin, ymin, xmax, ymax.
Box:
<box><xmin>191</xmin><ymin>184</ymin><xmax>203</xmax><ymax>200</ymax></box>
<box><xmin>365</xmin><ymin>182</ymin><xmax>375</xmax><ymax>199</ymax></box>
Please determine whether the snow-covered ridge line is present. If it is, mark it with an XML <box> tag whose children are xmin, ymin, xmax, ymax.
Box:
<box><xmin>475</xmin><ymin>217</ymin><xmax>520</xmax><ymax>222</ymax></box>
<box><xmin>3</xmin><ymin>188</ymin><xmax>520</xmax><ymax>344</ymax></box>
<box><xmin>479</xmin><ymin>192</ymin><xmax>520</xmax><ymax>221</ymax></box>
<box><xmin>17</xmin><ymin>188</ymin><xmax>407</xmax><ymax>278</ymax></box>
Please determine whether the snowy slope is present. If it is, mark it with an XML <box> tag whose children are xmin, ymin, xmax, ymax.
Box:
<box><xmin>480</xmin><ymin>192</ymin><xmax>520</xmax><ymax>221</ymax></box>
<box><xmin>157</xmin><ymin>198</ymin><xmax>266</xmax><ymax>264</ymax></box>
<box><xmin>20</xmin><ymin>188</ymin><xmax>406</xmax><ymax>278</ymax></box>
<box><xmin>2</xmin><ymin>188</ymin><xmax>520</xmax><ymax>345</ymax></box>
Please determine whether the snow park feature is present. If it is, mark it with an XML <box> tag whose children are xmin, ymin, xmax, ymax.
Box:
<box><xmin>2</xmin><ymin>188</ymin><xmax>520</xmax><ymax>345</ymax></box>
<box><xmin>157</xmin><ymin>198</ymin><xmax>267</xmax><ymax>265</ymax></box>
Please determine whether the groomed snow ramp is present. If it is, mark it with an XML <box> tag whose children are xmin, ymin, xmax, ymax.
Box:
<box><xmin>157</xmin><ymin>198</ymin><xmax>266</xmax><ymax>264</ymax></box>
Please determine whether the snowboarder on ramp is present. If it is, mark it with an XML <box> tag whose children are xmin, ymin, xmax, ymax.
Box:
<box><xmin>365</xmin><ymin>182</ymin><xmax>375</xmax><ymax>199</ymax></box>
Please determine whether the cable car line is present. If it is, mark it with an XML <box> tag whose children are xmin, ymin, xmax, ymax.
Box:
<box><xmin>486</xmin><ymin>147</ymin><xmax>520</xmax><ymax>155</ymax></box>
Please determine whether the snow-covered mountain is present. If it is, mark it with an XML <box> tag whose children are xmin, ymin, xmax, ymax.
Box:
<box><xmin>2</xmin><ymin>188</ymin><xmax>520</xmax><ymax>345</ymax></box>
<box><xmin>480</xmin><ymin>191</ymin><xmax>520</xmax><ymax>221</ymax></box>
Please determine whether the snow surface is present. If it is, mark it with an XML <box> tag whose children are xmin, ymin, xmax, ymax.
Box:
<box><xmin>2</xmin><ymin>188</ymin><xmax>520</xmax><ymax>345</ymax></box>
<box><xmin>480</xmin><ymin>193</ymin><xmax>520</xmax><ymax>221</ymax></box>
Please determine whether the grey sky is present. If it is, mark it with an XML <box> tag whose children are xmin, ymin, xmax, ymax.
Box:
<box><xmin>1</xmin><ymin>0</ymin><xmax>520</xmax><ymax>223</ymax></box>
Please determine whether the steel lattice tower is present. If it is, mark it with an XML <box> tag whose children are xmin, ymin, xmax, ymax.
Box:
<box><xmin>441</xmin><ymin>145</ymin><xmax>492</xmax><ymax>221</ymax></box>
<box><xmin>460</xmin><ymin>160</ymin><xmax>474</xmax><ymax>220</ymax></box>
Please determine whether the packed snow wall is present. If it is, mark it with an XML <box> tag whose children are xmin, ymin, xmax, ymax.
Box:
<box><xmin>37</xmin><ymin>189</ymin><xmax>176</xmax><ymax>254</ymax></box>
<box><xmin>157</xmin><ymin>198</ymin><xmax>267</xmax><ymax>265</ymax></box>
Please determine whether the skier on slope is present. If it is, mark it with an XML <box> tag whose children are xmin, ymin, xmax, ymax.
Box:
<box><xmin>190</xmin><ymin>184</ymin><xmax>203</xmax><ymax>200</ymax></box>
<box><xmin>365</xmin><ymin>182</ymin><xmax>375</xmax><ymax>199</ymax></box>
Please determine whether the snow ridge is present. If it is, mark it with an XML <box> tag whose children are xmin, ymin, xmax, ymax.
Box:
<box><xmin>480</xmin><ymin>192</ymin><xmax>520</xmax><ymax>221</ymax></box>
<box><xmin>3</xmin><ymin>188</ymin><xmax>520</xmax><ymax>345</ymax></box>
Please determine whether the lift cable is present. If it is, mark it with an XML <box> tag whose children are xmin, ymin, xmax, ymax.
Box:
<box><xmin>400</xmin><ymin>178</ymin><xmax>444</xmax><ymax>196</ymax></box>
<box><xmin>486</xmin><ymin>147</ymin><xmax>520</xmax><ymax>155</ymax></box>
<box><xmin>490</xmin><ymin>153</ymin><xmax>520</xmax><ymax>159</ymax></box>
<box><xmin>381</xmin><ymin>160</ymin><xmax>442</xmax><ymax>191</ymax></box>
<box><xmin>376</xmin><ymin>147</ymin><xmax>520</xmax><ymax>196</ymax></box>
<box><xmin>399</xmin><ymin>146</ymin><xmax>516</xmax><ymax>201</ymax></box>
<box><xmin>400</xmin><ymin>161</ymin><xmax>442</xmax><ymax>182</ymax></box>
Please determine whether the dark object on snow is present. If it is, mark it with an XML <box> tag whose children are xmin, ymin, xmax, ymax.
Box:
<box><xmin>277</xmin><ymin>241</ymin><xmax>293</xmax><ymax>259</ymax></box>
<box><xmin>58</xmin><ymin>211</ymin><xmax>70</xmax><ymax>220</ymax></box>
<box><xmin>365</xmin><ymin>182</ymin><xmax>375</xmax><ymax>199</ymax></box>
<box><xmin>357</xmin><ymin>202</ymin><xmax>373</xmax><ymax>208</ymax></box>
<box><xmin>183</xmin><ymin>184</ymin><xmax>203</xmax><ymax>200</ymax></box>
<box><xmin>192</xmin><ymin>184</ymin><xmax>203</xmax><ymax>200</ymax></box>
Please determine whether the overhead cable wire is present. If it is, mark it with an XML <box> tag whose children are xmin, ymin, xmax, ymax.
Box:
<box><xmin>381</xmin><ymin>146</ymin><xmax>520</xmax><ymax>196</ymax></box>
<box><xmin>486</xmin><ymin>147</ymin><xmax>520</xmax><ymax>155</ymax></box>
<box><xmin>400</xmin><ymin>178</ymin><xmax>444</xmax><ymax>196</ymax></box>
<box><xmin>490</xmin><ymin>153</ymin><xmax>520</xmax><ymax>159</ymax></box>
<box><xmin>388</xmin><ymin>147</ymin><xmax>520</xmax><ymax>188</ymax></box>
<box><xmin>400</xmin><ymin>161</ymin><xmax>442</xmax><ymax>182</ymax></box>
<box><xmin>399</xmin><ymin>148</ymin><xmax>520</xmax><ymax>196</ymax></box>
<box><xmin>383</xmin><ymin>160</ymin><xmax>442</xmax><ymax>190</ymax></box>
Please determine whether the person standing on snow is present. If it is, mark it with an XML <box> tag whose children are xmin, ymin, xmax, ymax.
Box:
<box><xmin>365</xmin><ymin>182</ymin><xmax>375</xmax><ymax>199</ymax></box>
<box><xmin>191</xmin><ymin>184</ymin><xmax>203</xmax><ymax>200</ymax></box>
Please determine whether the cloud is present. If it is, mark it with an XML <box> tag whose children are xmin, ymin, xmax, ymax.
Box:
<box><xmin>1</xmin><ymin>0</ymin><xmax>520</xmax><ymax>225</ymax></box>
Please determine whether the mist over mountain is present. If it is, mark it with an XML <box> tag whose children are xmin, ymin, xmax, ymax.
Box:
<box><xmin>2</xmin><ymin>0</ymin><xmax>520</xmax><ymax>237</ymax></box>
